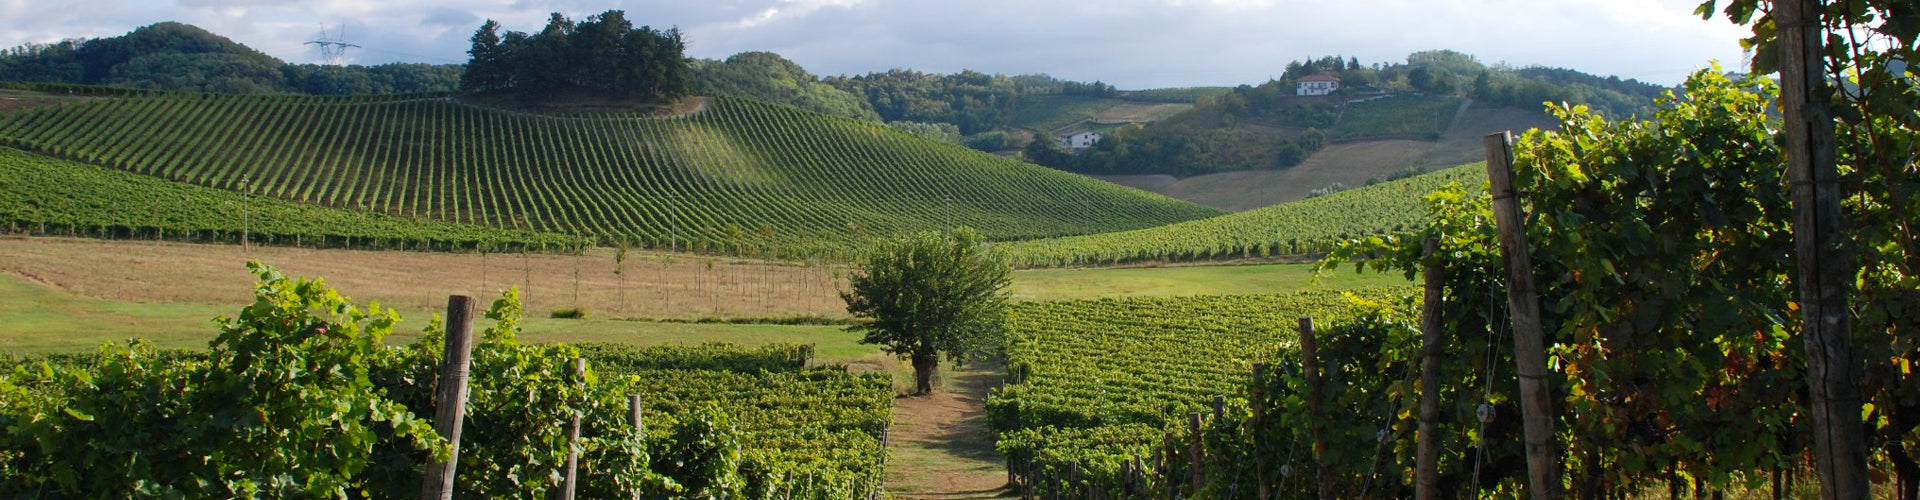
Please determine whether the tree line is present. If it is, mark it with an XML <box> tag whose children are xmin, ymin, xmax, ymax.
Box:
<box><xmin>461</xmin><ymin>10</ymin><xmax>689</xmax><ymax>101</ymax></box>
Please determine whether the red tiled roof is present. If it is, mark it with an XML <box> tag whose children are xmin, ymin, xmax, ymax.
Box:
<box><xmin>1298</xmin><ymin>74</ymin><xmax>1340</xmax><ymax>82</ymax></box>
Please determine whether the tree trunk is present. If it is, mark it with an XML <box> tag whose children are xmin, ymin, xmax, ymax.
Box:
<box><xmin>912</xmin><ymin>355</ymin><xmax>939</xmax><ymax>394</ymax></box>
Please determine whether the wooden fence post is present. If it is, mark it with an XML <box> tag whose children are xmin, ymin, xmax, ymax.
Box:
<box><xmin>1485</xmin><ymin>131</ymin><xmax>1561</xmax><ymax>499</ymax></box>
<box><xmin>1189</xmin><ymin>411</ymin><xmax>1204</xmax><ymax>495</ymax></box>
<box><xmin>1253</xmin><ymin>363</ymin><xmax>1269</xmax><ymax>500</ymax></box>
<box><xmin>420</xmin><ymin>295</ymin><xmax>477</xmax><ymax>500</ymax></box>
<box><xmin>1416</xmin><ymin>237</ymin><xmax>1445</xmax><ymax>500</ymax></box>
<box><xmin>559</xmin><ymin>357</ymin><xmax>586</xmax><ymax>500</ymax></box>
<box><xmin>1300</xmin><ymin>316</ymin><xmax>1330</xmax><ymax>500</ymax></box>
<box><xmin>1212</xmin><ymin>395</ymin><xmax>1225</xmax><ymax>423</ymax></box>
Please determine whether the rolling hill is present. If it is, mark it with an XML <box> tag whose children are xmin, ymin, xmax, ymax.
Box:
<box><xmin>0</xmin><ymin>91</ymin><xmax>1221</xmax><ymax>258</ymax></box>
<box><xmin>1002</xmin><ymin>162</ymin><xmax>1484</xmax><ymax>267</ymax></box>
<box><xmin>1095</xmin><ymin>100</ymin><xmax>1557</xmax><ymax>210</ymax></box>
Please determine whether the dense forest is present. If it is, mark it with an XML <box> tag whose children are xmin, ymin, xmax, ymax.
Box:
<box><xmin>0</xmin><ymin>22</ymin><xmax>460</xmax><ymax>94</ymax></box>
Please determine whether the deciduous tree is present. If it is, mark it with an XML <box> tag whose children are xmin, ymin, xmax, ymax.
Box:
<box><xmin>841</xmin><ymin>228</ymin><xmax>1011</xmax><ymax>394</ymax></box>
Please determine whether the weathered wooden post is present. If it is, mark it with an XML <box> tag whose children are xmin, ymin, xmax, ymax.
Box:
<box><xmin>1253</xmin><ymin>363</ymin><xmax>1269</xmax><ymax>500</ymax></box>
<box><xmin>1775</xmin><ymin>1</ymin><xmax>1869</xmax><ymax>498</ymax></box>
<box><xmin>1189</xmin><ymin>412</ymin><xmax>1204</xmax><ymax>495</ymax></box>
<box><xmin>1300</xmin><ymin>316</ymin><xmax>1330</xmax><ymax>500</ymax></box>
<box><xmin>1212</xmin><ymin>395</ymin><xmax>1225</xmax><ymax>423</ymax></box>
<box><xmin>420</xmin><ymin>295</ymin><xmax>477</xmax><ymax>500</ymax></box>
<box><xmin>559</xmin><ymin>357</ymin><xmax>586</xmax><ymax>500</ymax></box>
<box><xmin>1165</xmin><ymin>428</ymin><xmax>1178</xmax><ymax>500</ymax></box>
<box><xmin>629</xmin><ymin>394</ymin><xmax>644</xmax><ymax>434</ymax></box>
<box><xmin>1485</xmin><ymin>131</ymin><xmax>1560</xmax><ymax>499</ymax></box>
<box><xmin>1416</xmin><ymin>237</ymin><xmax>1445</xmax><ymax>500</ymax></box>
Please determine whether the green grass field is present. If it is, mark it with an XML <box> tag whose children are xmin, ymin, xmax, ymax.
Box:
<box><xmin>0</xmin><ymin>273</ymin><xmax>870</xmax><ymax>359</ymax></box>
<box><xmin>1</xmin><ymin>258</ymin><xmax>1405</xmax><ymax>357</ymax></box>
<box><xmin>1010</xmin><ymin>95</ymin><xmax>1129</xmax><ymax>132</ymax></box>
<box><xmin>0</xmin><ymin>92</ymin><xmax>1219</xmax><ymax>258</ymax></box>
<box><xmin>1331</xmin><ymin>93</ymin><xmax>1463</xmax><ymax>140</ymax></box>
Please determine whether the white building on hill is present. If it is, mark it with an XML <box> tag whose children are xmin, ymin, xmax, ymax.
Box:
<box><xmin>1058</xmin><ymin>131</ymin><xmax>1102</xmax><ymax>150</ymax></box>
<box><xmin>1296</xmin><ymin>74</ymin><xmax>1341</xmax><ymax>96</ymax></box>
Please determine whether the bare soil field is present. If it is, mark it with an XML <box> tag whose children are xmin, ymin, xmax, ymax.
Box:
<box><xmin>0</xmin><ymin>236</ymin><xmax>846</xmax><ymax>320</ymax></box>
<box><xmin>0</xmin><ymin>89</ymin><xmax>89</xmax><ymax>114</ymax></box>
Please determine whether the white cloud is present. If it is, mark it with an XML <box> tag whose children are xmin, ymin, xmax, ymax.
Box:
<box><xmin>0</xmin><ymin>0</ymin><xmax>1748</xmax><ymax>87</ymax></box>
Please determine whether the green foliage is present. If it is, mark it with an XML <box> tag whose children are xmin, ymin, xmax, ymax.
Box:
<box><xmin>985</xmin><ymin>289</ymin><xmax>1410</xmax><ymax>497</ymax></box>
<box><xmin>689</xmin><ymin>52</ymin><xmax>880</xmax><ymax>122</ymax></box>
<box><xmin>1698</xmin><ymin>1</ymin><xmax>1920</xmax><ymax>492</ymax></box>
<box><xmin>0</xmin><ymin>93</ymin><xmax>1218</xmax><ymax>258</ymax></box>
<box><xmin>608</xmin><ymin>367</ymin><xmax>893</xmax><ymax>499</ymax></box>
<box><xmin>1292</xmin><ymin>68</ymin><xmax>1812</xmax><ymax>495</ymax></box>
<box><xmin>0</xmin><ymin>147</ymin><xmax>587</xmax><ymax>252</ymax></box>
<box><xmin>1000</xmin><ymin>163</ymin><xmax>1483</xmax><ymax>267</ymax></box>
<box><xmin>0</xmin><ymin>262</ymin><xmax>445</xmax><ymax>497</ymax></box>
<box><xmin>963</xmin><ymin>130</ymin><xmax>1010</xmax><ymax>152</ymax></box>
<box><xmin>575</xmin><ymin>342</ymin><xmax>812</xmax><ymax>373</ymax></box>
<box><xmin>0</xmin><ymin>265</ymin><xmax>888</xmax><ymax>498</ymax></box>
<box><xmin>462</xmin><ymin>10</ymin><xmax>688</xmax><ymax>101</ymax></box>
<box><xmin>550</xmin><ymin>307</ymin><xmax>589</xmax><ymax>319</ymax></box>
<box><xmin>842</xmin><ymin>227</ymin><xmax>1011</xmax><ymax>393</ymax></box>
<box><xmin>824</xmin><ymin>69</ymin><xmax>1024</xmax><ymax>134</ymax></box>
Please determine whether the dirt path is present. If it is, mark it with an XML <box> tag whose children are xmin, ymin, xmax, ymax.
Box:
<box><xmin>886</xmin><ymin>362</ymin><xmax>1015</xmax><ymax>499</ymax></box>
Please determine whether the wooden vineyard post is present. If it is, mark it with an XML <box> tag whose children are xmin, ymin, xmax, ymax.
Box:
<box><xmin>1253</xmin><ymin>363</ymin><xmax>1269</xmax><ymax>500</ymax></box>
<box><xmin>1416</xmin><ymin>238</ymin><xmax>1445</xmax><ymax>500</ymax></box>
<box><xmin>1776</xmin><ymin>1</ymin><xmax>1869</xmax><ymax>498</ymax></box>
<box><xmin>1485</xmin><ymin>131</ymin><xmax>1561</xmax><ymax>499</ymax></box>
<box><xmin>420</xmin><ymin>295</ymin><xmax>477</xmax><ymax>500</ymax></box>
<box><xmin>629</xmin><ymin>394</ymin><xmax>644</xmax><ymax>434</ymax></box>
<box><xmin>1189</xmin><ymin>412</ymin><xmax>1204</xmax><ymax>495</ymax></box>
<box><xmin>1300</xmin><ymin>316</ymin><xmax>1330</xmax><ymax>500</ymax></box>
<box><xmin>629</xmin><ymin>394</ymin><xmax>644</xmax><ymax>500</ymax></box>
<box><xmin>1213</xmin><ymin>395</ymin><xmax>1225</xmax><ymax>423</ymax></box>
<box><xmin>559</xmin><ymin>357</ymin><xmax>586</xmax><ymax>500</ymax></box>
<box><xmin>1165</xmin><ymin>428</ymin><xmax>1178</xmax><ymax>500</ymax></box>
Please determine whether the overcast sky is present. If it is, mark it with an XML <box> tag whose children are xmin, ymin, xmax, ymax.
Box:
<box><xmin>0</xmin><ymin>0</ymin><xmax>1752</xmax><ymax>89</ymax></box>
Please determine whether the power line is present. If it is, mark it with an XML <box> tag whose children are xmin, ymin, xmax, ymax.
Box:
<box><xmin>305</xmin><ymin>25</ymin><xmax>361</xmax><ymax>66</ymax></box>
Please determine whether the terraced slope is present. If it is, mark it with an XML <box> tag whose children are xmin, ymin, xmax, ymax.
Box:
<box><xmin>0</xmin><ymin>92</ymin><xmax>1220</xmax><ymax>258</ymax></box>
<box><xmin>1001</xmin><ymin>163</ymin><xmax>1483</xmax><ymax>267</ymax></box>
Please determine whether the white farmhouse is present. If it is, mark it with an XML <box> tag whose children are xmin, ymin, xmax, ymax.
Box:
<box><xmin>1058</xmin><ymin>131</ymin><xmax>1102</xmax><ymax>150</ymax></box>
<box><xmin>1296</xmin><ymin>74</ymin><xmax>1341</xmax><ymax>96</ymax></box>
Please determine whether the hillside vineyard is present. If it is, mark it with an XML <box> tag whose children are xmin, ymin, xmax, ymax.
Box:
<box><xmin>0</xmin><ymin>93</ymin><xmax>1219</xmax><ymax>258</ymax></box>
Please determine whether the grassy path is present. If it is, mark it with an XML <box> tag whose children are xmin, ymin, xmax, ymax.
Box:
<box><xmin>886</xmin><ymin>361</ymin><xmax>1015</xmax><ymax>499</ymax></box>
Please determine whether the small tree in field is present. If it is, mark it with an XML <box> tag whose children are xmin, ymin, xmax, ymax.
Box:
<box><xmin>842</xmin><ymin>228</ymin><xmax>1010</xmax><ymax>394</ymax></box>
